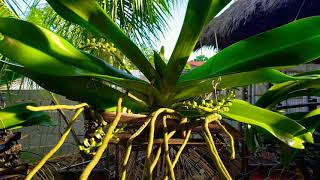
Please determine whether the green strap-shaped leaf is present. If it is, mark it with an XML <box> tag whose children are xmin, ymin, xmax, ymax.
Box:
<box><xmin>279</xmin><ymin>108</ymin><xmax>320</xmax><ymax>167</ymax></box>
<box><xmin>0</xmin><ymin>35</ymin><xmax>153</xmax><ymax>101</ymax></box>
<box><xmin>264</xmin><ymin>88</ymin><xmax>320</xmax><ymax>109</ymax></box>
<box><xmin>1</xmin><ymin>59</ymin><xmax>151</xmax><ymax>110</ymax></box>
<box><xmin>0</xmin><ymin>18</ymin><xmax>159</xmax><ymax>100</ymax></box>
<box><xmin>222</xmin><ymin>99</ymin><xmax>313</xmax><ymax>149</ymax></box>
<box><xmin>45</xmin><ymin>0</ymin><xmax>158</xmax><ymax>82</ymax></box>
<box><xmin>180</xmin><ymin>16</ymin><xmax>320</xmax><ymax>82</ymax></box>
<box><xmin>256</xmin><ymin>75</ymin><xmax>320</xmax><ymax>108</ymax></box>
<box><xmin>172</xmin><ymin>69</ymin><xmax>308</xmax><ymax>103</ymax></box>
<box><xmin>286</xmin><ymin>112</ymin><xmax>310</xmax><ymax>120</ymax></box>
<box><xmin>30</xmin><ymin>75</ymin><xmax>149</xmax><ymax>112</ymax></box>
<box><xmin>5</xmin><ymin>62</ymin><xmax>148</xmax><ymax>112</ymax></box>
<box><xmin>164</xmin><ymin>0</ymin><xmax>230</xmax><ymax>88</ymax></box>
<box><xmin>94</xmin><ymin>74</ymin><xmax>160</xmax><ymax>106</ymax></box>
<box><xmin>0</xmin><ymin>103</ymin><xmax>56</xmax><ymax>130</ymax></box>
<box><xmin>280</xmin><ymin>108</ymin><xmax>320</xmax><ymax>167</ymax></box>
<box><xmin>153</xmin><ymin>51</ymin><xmax>166</xmax><ymax>79</ymax></box>
<box><xmin>300</xmin><ymin>108</ymin><xmax>320</xmax><ymax>133</ymax></box>
<box><xmin>0</xmin><ymin>17</ymin><xmax>135</xmax><ymax>79</ymax></box>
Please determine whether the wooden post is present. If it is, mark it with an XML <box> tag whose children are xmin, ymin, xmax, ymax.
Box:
<box><xmin>240</xmin><ymin>87</ymin><xmax>249</xmax><ymax>179</ymax></box>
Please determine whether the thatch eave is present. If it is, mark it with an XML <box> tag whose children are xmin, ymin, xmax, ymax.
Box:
<box><xmin>197</xmin><ymin>0</ymin><xmax>320</xmax><ymax>50</ymax></box>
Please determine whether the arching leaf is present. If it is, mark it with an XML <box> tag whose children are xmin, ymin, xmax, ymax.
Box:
<box><xmin>45</xmin><ymin>0</ymin><xmax>158</xmax><ymax>82</ymax></box>
<box><xmin>5</xmin><ymin>62</ymin><xmax>148</xmax><ymax>112</ymax></box>
<box><xmin>0</xmin><ymin>17</ymin><xmax>135</xmax><ymax>79</ymax></box>
<box><xmin>300</xmin><ymin>108</ymin><xmax>320</xmax><ymax>133</ymax></box>
<box><xmin>180</xmin><ymin>16</ymin><xmax>320</xmax><ymax>82</ymax></box>
<box><xmin>173</xmin><ymin>69</ymin><xmax>310</xmax><ymax>103</ymax></box>
<box><xmin>0</xmin><ymin>103</ymin><xmax>56</xmax><ymax>130</ymax></box>
<box><xmin>0</xmin><ymin>18</ymin><xmax>159</xmax><ymax>101</ymax></box>
<box><xmin>256</xmin><ymin>74</ymin><xmax>320</xmax><ymax>108</ymax></box>
<box><xmin>222</xmin><ymin>99</ymin><xmax>313</xmax><ymax>149</ymax></box>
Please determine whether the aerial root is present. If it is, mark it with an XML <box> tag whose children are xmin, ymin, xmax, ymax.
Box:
<box><xmin>162</xmin><ymin>115</ymin><xmax>176</xmax><ymax>180</ymax></box>
<box><xmin>27</xmin><ymin>103</ymin><xmax>89</xmax><ymax>111</ymax></box>
<box><xmin>145</xmin><ymin>108</ymin><xmax>175</xmax><ymax>179</ymax></box>
<box><xmin>121</xmin><ymin>108</ymin><xmax>177</xmax><ymax>180</ymax></box>
<box><xmin>121</xmin><ymin>113</ymin><xmax>154</xmax><ymax>180</ymax></box>
<box><xmin>27</xmin><ymin>101</ymin><xmax>235</xmax><ymax>180</ymax></box>
<box><xmin>202</xmin><ymin>115</ymin><xmax>232</xmax><ymax>180</ymax></box>
<box><xmin>80</xmin><ymin>98</ymin><xmax>123</xmax><ymax>180</ymax></box>
<box><xmin>25</xmin><ymin>107</ymin><xmax>85</xmax><ymax>180</ymax></box>
<box><xmin>93</xmin><ymin>111</ymin><xmax>233</xmax><ymax>180</ymax></box>
<box><xmin>120</xmin><ymin>110</ymin><xmax>192</xmax><ymax>180</ymax></box>
<box><xmin>150</xmin><ymin>146</ymin><xmax>162</xmax><ymax>172</ymax></box>
<box><xmin>172</xmin><ymin>129</ymin><xmax>191</xmax><ymax>167</ymax></box>
<box><xmin>216</xmin><ymin>120</ymin><xmax>235</xmax><ymax>159</ymax></box>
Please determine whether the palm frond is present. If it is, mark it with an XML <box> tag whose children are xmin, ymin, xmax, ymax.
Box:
<box><xmin>1</xmin><ymin>0</ymin><xmax>18</xmax><ymax>17</ymax></box>
<box><xmin>40</xmin><ymin>0</ymin><xmax>174</xmax><ymax>48</ymax></box>
<box><xmin>101</xmin><ymin>0</ymin><xmax>174</xmax><ymax>47</ymax></box>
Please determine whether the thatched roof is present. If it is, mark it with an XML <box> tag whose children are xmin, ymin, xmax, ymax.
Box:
<box><xmin>197</xmin><ymin>0</ymin><xmax>320</xmax><ymax>50</ymax></box>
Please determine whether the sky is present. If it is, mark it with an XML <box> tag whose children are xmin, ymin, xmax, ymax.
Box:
<box><xmin>157</xmin><ymin>1</ymin><xmax>216</xmax><ymax>60</ymax></box>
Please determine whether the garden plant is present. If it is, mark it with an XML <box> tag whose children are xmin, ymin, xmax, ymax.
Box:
<box><xmin>251</xmin><ymin>70</ymin><xmax>320</xmax><ymax>168</ymax></box>
<box><xmin>0</xmin><ymin>0</ymin><xmax>320</xmax><ymax>179</ymax></box>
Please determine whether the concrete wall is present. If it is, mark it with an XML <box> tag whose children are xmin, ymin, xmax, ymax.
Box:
<box><xmin>1</xmin><ymin>90</ymin><xmax>84</xmax><ymax>163</ymax></box>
